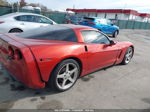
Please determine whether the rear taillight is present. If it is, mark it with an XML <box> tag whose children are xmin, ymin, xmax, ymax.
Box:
<box><xmin>14</xmin><ymin>50</ymin><xmax>22</xmax><ymax>60</ymax></box>
<box><xmin>0</xmin><ymin>21</ymin><xmax>4</xmax><ymax>24</ymax></box>
<box><xmin>88</xmin><ymin>23</ymin><xmax>96</xmax><ymax>25</ymax></box>
<box><xmin>8</xmin><ymin>47</ymin><xmax>22</xmax><ymax>60</ymax></box>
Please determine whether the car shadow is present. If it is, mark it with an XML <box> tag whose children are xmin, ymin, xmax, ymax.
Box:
<box><xmin>0</xmin><ymin>67</ymin><xmax>61</xmax><ymax>107</ymax></box>
<box><xmin>80</xmin><ymin>64</ymin><xmax>116</xmax><ymax>81</ymax></box>
<box><xmin>0</xmin><ymin>63</ymin><xmax>122</xmax><ymax>108</ymax></box>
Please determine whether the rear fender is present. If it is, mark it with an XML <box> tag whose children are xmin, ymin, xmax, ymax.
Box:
<box><xmin>0</xmin><ymin>35</ymin><xmax>45</xmax><ymax>88</ymax></box>
<box><xmin>30</xmin><ymin>44</ymin><xmax>89</xmax><ymax>82</ymax></box>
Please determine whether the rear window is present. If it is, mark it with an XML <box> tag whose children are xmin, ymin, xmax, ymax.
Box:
<box><xmin>83</xmin><ymin>17</ymin><xmax>94</xmax><ymax>22</ymax></box>
<box><xmin>16</xmin><ymin>25</ymin><xmax>78</xmax><ymax>42</ymax></box>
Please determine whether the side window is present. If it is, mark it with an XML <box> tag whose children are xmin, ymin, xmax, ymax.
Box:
<box><xmin>25</xmin><ymin>15</ymin><xmax>35</xmax><ymax>22</ymax></box>
<box><xmin>98</xmin><ymin>19</ymin><xmax>107</xmax><ymax>25</ymax></box>
<box><xmin>107</xmin><ymin>20</ymin><xmax>112</xmax><ymax>25</ymax></box>
<box><xmin>15</xmin><ymin>15</ymin><xmax>27</xmax><ymax>21</ymax></box>
<box><xmin>81</xmin><ymin>30</ymin><xmax>110</xmax><ymax>44</ymax></box>
<box><xmin>15</xmin><ymin>15</ymin><xmax>53</xmax><ymax>24</ymax></box>
<box><xmin>37</xmin><ymin>16</ymin><xmax>53</xmax><ymax>24</ymax></box>
<box><xmin>31</xmin><ymin>16</ymin><xmax>39</xmax><ymax>23</ymax></box>
<box><xmin>15</xmin><ymin>15</ymin><xmax>35</xmax><ymax>22</ymax></box>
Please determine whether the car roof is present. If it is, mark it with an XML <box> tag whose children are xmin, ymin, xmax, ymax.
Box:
<box><xmin>35</xmin><ymin>24</ymin><xmax>95</xmax><ymax>31</ymax></box>
<box><xmin>0</xmin><ymin>12</ymin><xmax>45</xmax><ymax>18</ymax></box>
<box><xmin>84</xmin><ymin>17</ymin><xmax>108</xmax><ymax>20</ymax></box>
<box><xmin>16</xmin><ymin>24</ymin><xmax>95</xmax><ymax>37</ymax></box>
<box><xmin>16</xmin><ymin>24</ymin><xmax>96</xmax><ymax>42</ymax></box>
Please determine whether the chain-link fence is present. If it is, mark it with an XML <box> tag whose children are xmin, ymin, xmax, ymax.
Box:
<box><xmin>0</xmin><ymin>6</ymin><xmax>67</xmax><ymax>24</ymax></box>
<box><xmin>115</xmin><ymin>20</ymin><xmax>150</xmax><ymax>29</ymax></box>
<box><xmin>0</xmin><ymin>6</ymin><xmax>12</xmax><ymax>16</ymax></box>
<box><xmin>0</xmin><ymin>6</ymin><xmax>150</xmax><ymax>29</ymax></box>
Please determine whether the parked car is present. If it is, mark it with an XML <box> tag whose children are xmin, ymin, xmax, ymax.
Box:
<box><xmin>0</xmin><ymin>24</ymin><xmax>134</xmax><ymax>92</ymax></box>
<box><xmin>79</xmin><ymin>17</ymin><xmax>119</xmax><ymax>37</ymax></box>
<box><xmin>0</xmin><ymin>12</ymin><xmax>56</xmax><ymax>33</ymax></box>
<box><xmin>66</xmin><ymin>16</ymin><xmax>83</xmax><ymax>24</ymax></box>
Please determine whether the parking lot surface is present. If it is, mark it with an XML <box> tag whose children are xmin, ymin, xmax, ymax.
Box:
<box><xmin>0</xmin><ymin>30</ymin><xmax>150</xmax><ymax>109</ymax></box>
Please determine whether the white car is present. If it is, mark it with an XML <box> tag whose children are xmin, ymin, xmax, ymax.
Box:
<box><xmin>0</xmin><ymin>12</ymin><xmax>56</xmax><ymax>33</ymax></box>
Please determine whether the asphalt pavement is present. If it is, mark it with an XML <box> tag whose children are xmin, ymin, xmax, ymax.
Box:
<box><xmin>0</xmin><ymin>30</ymin><xmax>150</xmax><ymax>109</ymax></box>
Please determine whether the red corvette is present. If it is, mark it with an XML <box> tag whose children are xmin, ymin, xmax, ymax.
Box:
<box><xmin>0</xmin><ymin>24</ymin><xmax>134</xmax><ymax>91</ymax></box>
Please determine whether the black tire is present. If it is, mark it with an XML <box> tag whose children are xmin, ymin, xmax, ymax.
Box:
<box><xmin>121</xmin><ymin>47</ymin><xmax>133</xmax><ymax>65</ymax></box>
<box><xmin>48</xmin><ymin>59</ymin><xmax>80</xmax><ymax>92</ymax></box>
<box><xmin>113</xmin><ymin>30</ymin><xmax>118</xmax><ymax>38</ymax></box>
<box><xmin>9</xmin><ymin>28</ymin><xmax>23</xmax><ymax>33</ymax></box>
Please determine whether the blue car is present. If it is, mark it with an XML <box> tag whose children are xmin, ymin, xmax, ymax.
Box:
<box><xmin>79</xmin><ymin>17</ymin><xmax>119</xmax><ymax>37</ymax></box>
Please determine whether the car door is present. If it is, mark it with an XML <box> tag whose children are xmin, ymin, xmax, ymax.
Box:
<box><xmin>14</xmin><ymin>15</ymin><xmax>41</xmax><ymax>31</ymax></box>
<box><xmin>81</xmin><ymin>30</ymin><xmax>119</xmax><ymax>72</ymax></box>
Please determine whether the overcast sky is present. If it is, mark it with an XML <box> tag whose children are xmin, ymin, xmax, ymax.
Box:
<box><xmin>7</xmin><ymin>0</ymin><xmax>150</xmax><ymax>13</ymax></box>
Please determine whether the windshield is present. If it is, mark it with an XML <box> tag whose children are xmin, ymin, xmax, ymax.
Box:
<box><xmin>83</xmin><ymin>17</ymin><xmax>95</xmax><ymax>22</ymax></box>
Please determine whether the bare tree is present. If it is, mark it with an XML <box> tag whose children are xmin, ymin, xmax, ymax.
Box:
<box><xmin>19</xmin><ymin>0</ymin><xmax>26</xmax><ymax>7</ymax></box>
<box><xmin>0</xmin><ymin>0</ymin><xmax>9</xmax><ymax>6</ymax></box>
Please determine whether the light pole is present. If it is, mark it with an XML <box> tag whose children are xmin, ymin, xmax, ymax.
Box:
<box><xmin>17</xmin><ymin>1</ymin><xmax>20</xmax><ymax>12</ymax></box>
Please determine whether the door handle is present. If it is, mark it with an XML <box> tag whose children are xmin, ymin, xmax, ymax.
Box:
<box><xmin>84</xmin><ymin>46</ymin><xmax>88</xmax><ymax>52</ymax></box>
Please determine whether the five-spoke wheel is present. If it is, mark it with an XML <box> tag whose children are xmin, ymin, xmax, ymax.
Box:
<box><xmin>48</xmin><ymin>59</ymin><xmax>80</xmax><ymax>92</ymax></box>
<box><xmin>121</xmin><ymin>47</ymin><xmax>133</xmax><ymax>65</ymax></box>
<box><xmin>56</xmin><ymin>63</ymin><xmax>79</xmax><ymax>90</ymax></box>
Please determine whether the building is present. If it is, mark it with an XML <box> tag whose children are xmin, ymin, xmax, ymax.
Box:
<box><xmin>66</xmin><ymin>9</ymin><xmax>150</xmax><ymax>23</ymax></box>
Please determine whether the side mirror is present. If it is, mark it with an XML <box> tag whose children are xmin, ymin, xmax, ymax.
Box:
<box><xmin>110</xmin><ymin>40</ymin><xmax>116</xmax><ymax>45</ymax></box>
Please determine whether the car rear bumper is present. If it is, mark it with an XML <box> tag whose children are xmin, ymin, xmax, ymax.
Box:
<box><xmin>0</xmin><ymin>62</ymin><xmax>45</xmax><ymax>89</ymax></box>
<box><xmin>0</xmin><ymin>25</ymin><xmax>9</xmax><ymax>34</ymax></box>
<box><xmin>0</xmin><ymin>35</ymin><xmax>45</xmax><ymax>89</ymax></box>
<box><xmin>0</xmin><ymin>28</ymin><xmax>8</xmax><ymax>34</ymax></box>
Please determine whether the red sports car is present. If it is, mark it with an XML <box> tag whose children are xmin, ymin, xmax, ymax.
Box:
<box><xmin>0</xmin><ymin>24</ymin><xmax>134</xmax><ymax>92</ymax></box>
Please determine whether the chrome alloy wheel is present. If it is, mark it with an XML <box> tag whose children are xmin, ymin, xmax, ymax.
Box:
<box><xmin>125</xmin><ymin>47</ymin><xmax>133</xmax><ymax>64</ymax></box>
<box><xmin>56</xmin><ymin>63</ymin><xmax>79</xmax><ymax>90</ymax></box>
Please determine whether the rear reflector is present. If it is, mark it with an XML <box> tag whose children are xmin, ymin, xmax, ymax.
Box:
<box><xmin>8</xmin><ymin>46</ymin><xmax>14</xmax><ymax>56</ymax></box>
<box><xmin>8</xmin><ymin>47</ymin><xmax>22</xmax><ymax>60</ymax></box>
